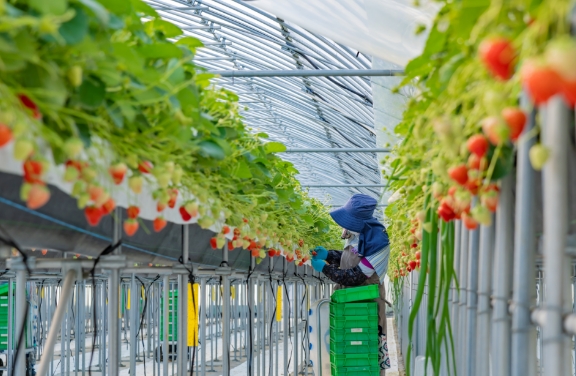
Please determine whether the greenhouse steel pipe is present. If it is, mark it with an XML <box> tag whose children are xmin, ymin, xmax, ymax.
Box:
<box><xmin>283</xmin><ymin>148</ymin><xmax>390</xmax><ymax>153</ymax></box>
<box><xmin>283</xmin><ymin>258</ymin><xmax>289</xmax><ymax>376</ymax></box>
<box><xmin>466</xmin><ymin>203</ymin><xmax>481</xmax><ymax>376</ymax></box>
<box><xmin>210</xmin><ymin>69</ymin><xmax>404</xmax><ymax>77</ymax></box>
<box><xmin>476</xmin><ymin>219</ymin><xmax>494</xmax><ymax>376</ymax></box>
<box><xmin>36</xmin><ymin>269</ymin><xmax>77</xmax><ymax>376</ymax></box>
<box><xmin>178</xmin><ymin>225</ymin><xmax>190</xmax><ymax>375</ymax></box>
<box><xmin>511</xmin><ymin>105</ymin><xmax>537</xmax><ymax>376</ymax></box>
<box><xmin>492</xmin><ymin>175</ymin><xmax>514</xmax><ymax>376</ymax></box>
<box><xmin>163</xmin><ymin>275</ymin><xmax>169</xmax><ymax>376</ymax></box>
<box><xmin>222</xmin><ymin>244</ymin><xmax>232</xmax><ymax>376</ymax></box>
<box><xmin>130</xmin><ymin>273</ymin><xmax>138</xmax><ymax>374</ymax></box>
<box><xmin>302</xmin><ymin>184</ymin><xmax>386</xmax><ymax>187</ymax></box>
<box><xmin>108</xmin><ymin>268</ymin><xmax>120</xmax><ymax>376</ymax></box>
<box><xmin>458</xmin><ymin>225</ymin><xmax>469</xmax><ymax>374</ymax></box>
<box><xmin>451</xmin><ymin>220</ymin><xmax>461</xmax><ymax>364</ymax></box>
<box><xmin>541</xmin><ymin>96</ymin><xmax>571</xmax><ymax>375</ymax></box>
<box><xmin>200</xmin><ymin>277</ymin><xmax>207</xmax><ymax>376</ymax></box>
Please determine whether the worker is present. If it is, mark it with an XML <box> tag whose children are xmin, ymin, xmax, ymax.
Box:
<box><xmin>311</xmin><ymin>193</ymin><xmax>391</xmax><ymax>373</ymax></box>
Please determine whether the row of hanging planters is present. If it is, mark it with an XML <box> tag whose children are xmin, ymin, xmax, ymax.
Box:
<box><xmin>384</xmin><ymin>0</ymin><xmax>574</xmax><ymax>374</ymax></box>
<box><xmin>0</xmin><ymin>0</ymin><xmax>341</xmax><ymax>264</ymax></box>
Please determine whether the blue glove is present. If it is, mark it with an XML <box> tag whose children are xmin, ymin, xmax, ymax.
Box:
<box><xmin>312</xmin><ymin>246</ymin><xmax>328</xmax><ymax>260</ymax></box>
<box><xmin>311</xmin><ymin>259</ymin><xmax>326</xmax><ymax>273</ymax></box>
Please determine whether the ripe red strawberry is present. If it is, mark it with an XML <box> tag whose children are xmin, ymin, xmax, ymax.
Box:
<box><xmin>243</xmin><ymin>218</ymin><xmax>249</xmax><ymax>223</ymax></box>
<box><xmin>285</xmin><ymin>253</ymin><xmax>294</xmax><ymax>262</ymax></box>
<box><xmin>127</xmin><ymin>205</ymin><xmax>140</xmax><ymax>219</ymax></box>
<box><xmin>102</xmin><ymin>198</ymin><xmax>116</xmax><ymax>215</ymax></box>
<box><xmin>408</xmin><ymin>260</ymin><xmax>417</xmax><ymax>270</ymax></box>
<box><xmin>153</xmin><ymin>217</ymin><xmax>167</xmax><ymax>232</ymax></box>
<box><xmin>479</xmin><ymin>37</ymin><xmax>516</xmax><ymax>80</ymax></box>
<box><xmin>27</xmin><ymin>184</ymin><xmax>50</xmax><ymax>209</ymax></box>
<box><xmin>138</xmin><ymin>161</ymin><xmax>153</xmax><ymax>174</ymax></box>
<box><xmin>437</xmin><ymin>201</ymin><xmax>456</xmax><ymax>222</ymax></box>
<box><xmin>228</xmin><ymin>241</ymin><xmax>235</xmax><ymax>250</ymax></box>
<box><xmin>467</xmin><ymin>154</ymin><xmax>487</xmax><ymax>171</ymax></box>
<box><xmin>448</xmin><ymin>164</ymin><xmax>468</xmax><ymax>185</ymax></box>
<box><xmin>501</xmin><ymin>107</ymin><xmax>527</xmax><ymax>141</ymax></box>
<box><xmin>123</xmin><ymin>219</ymin><xmax>139</xmax><ymax>236</ymax></box>
<box><xmin>109</xmin><ymin>163</ymin><xmax>128</xmax><ymax>185</ymax></box>
<box><xmin>415</xmin><ymin>251</ymin><xmax>421</xmax><ymax>260</ymax></box>
<box><xmin>465</xmin><ymin>178</ymin><xmax>481</xmax><ymax>196</ymax></box>
<box><xmin>179</xmin><ymin>205</ymin><xmax>192</xmax><ymax>221</ymax></box>
<box><xmin>222</xmin><ymin>225</ymin><xmax>231</xmax><ymax>235</ymax></box>
<box><xmin>0</xmin><ymin>124</ymin><xmax>12</xmax><ymax>147</ymax></box>
<box><xmin>481</xmin><ymin>190</ymin><xmax>499</xmax><ymax>212</ymax></box>
<box><xmin>462</xmin><ymin>212</ymin><xmax>479</xmax><ymax>230</ymax></box>
<box><xmin>23</xmin><ymin>159</ymin><xmax>43</xmax><ymax>183</ymax></box>
<box><xmin>520</xmin><ymin>60</ymin><xmax>562</xmax><ymax>105</ymax></box>
<box><xmin>18</xmin><ymin>94</ymin><xmax>41</xmax><ymax>119</ymax></box>
<box><xmin>88</xmin><ymin>185</ymin><xmax>105</xmax><ymax>202</ymax></box>
<box><xmin>85</xmin><ymin>206</ymin><xmax>104</xmax><ymax>226</ymax></box>
<box><xmin>157</xmin><ymin>201</ymin><xmax>167</xmax><ymax>212</ymax></box>
<box><xmin>467</xmin><ymin>134</ymin><xmax>489</xmax><ymax>157</ymax></box>
<box><xmin>482</xmin><ymin>116</ymin><xmax>509</xmax><ymax>145</ymax></box>
<box><xmin>251</xmin><ymin>249</ymin><xmax>260</xmax><ymax>257</ymax></box>
<box><xmin>168</xmin><ymin>188</ymin><xmax>178</xmax><ymax>208</ymax></box>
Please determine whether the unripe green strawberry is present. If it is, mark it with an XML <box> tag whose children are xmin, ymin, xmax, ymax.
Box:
<box><xmin>72</xmin><ymin>180</ymin><xmax>86</xmax><ymax>197</ymax></box>
<box><xmin>172</xmin><ymin>165</ymin><xmax>183</xmax><ymax>184</ymax></box>
<box><xmin>198</xmin><ymin>205</ymin><xmax>207</xmax><ymax>216</ymax></box>
<box><xmin>545</xmin><ymin>36</ymin><xmax>576</xmax><ymax>81</ymax></box>
<box><xmin>529</xmin><ymin>144</ymin><xmax>550</xmax><ymax>171</ymax></box>
<box><xmin>81</xmin><ymin>167</ymin><xmax>97</xmax><ymax>182</ymax></box>
<box><xmin>64</xmin><ymin>165</ymin><xmax>79</xmax><ymax>182</ymax></box>
<box><xmin>67</xmin><ymin>66</ymin><xmax>83</xmax><ymax>87</ymax></box>
<box><xmin>13</xmin><ymin>139</ymin><xmax>34</xmax><ymax>160</ymax></box>
<box><xmin>77</xmin><ymin>193</ymin><xmax>90</xmax><ymax>209</ymax></box>
<box><xmin>63</xmin><ymin>138</ymin><xmax>83</xmax><ymax>159</ymax></box>
<box><xmin>198</xmin><ymin>216</ymin><xmax>214</xmax><ymax>229</ymax></box>
<box><xmin>164</xmin><ymin>161</ymin><xmax>175</xmax><ymax>173</ymax></box>
<box><xmin>12</xmin><ymin>121</ymin><xmax>28</xmax><ymax>137</ymax></box>
<box><xmin>216</xmin><ymin>237</ymin><xmax>226</xmax><ymax>249</ymax></box>
<box><xmin>259</xmin><ymin>250</ymin><xmax>266</xmax><ymax>258</ymax></box>
<box><xmin>129</xmin><ymin>175</ymin><xmax>143</xmax><ymax>194</ymax></box>
<box><xmin>39</xmin><ymin>17</ymin><xmax>58</xmax><ymax>34</ymax></box>
<box><xmin>261</xmin><ymin>213</ymin><xmax>268</xmax><ymax>222</ymax></box>
<box><xmin>126</xmin><ymin>154</ymin><xmax>139</xmax><ymax>169</ymax></box>
<box><xmin>471</xmin><ymin>205</ymin><xmax>492</xmax><ymax>226</ymax></box>
<box><xmin>20</xmin><ymin>182</ymin><xmax>31</xmax><ymax>201</ymax></box>
<box><xmin>156</xmin><ymin>172</ymin><xmax>171</xmax><ymax>188</ymax></box>
<box><xmin>185</xmin><ymin>202</ymin><xmax>198</xmax><ymax>217</ymax></box>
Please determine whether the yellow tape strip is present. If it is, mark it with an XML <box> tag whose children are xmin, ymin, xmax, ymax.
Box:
<box><xmin>188</xmin><ymin>283</ymin><xmax>199</xmax><ymax>346</ymax></box>
<box><xmin>276</xmin><ymin>286</ymin><xmax>282</xmax><ymax>322</ymax></box>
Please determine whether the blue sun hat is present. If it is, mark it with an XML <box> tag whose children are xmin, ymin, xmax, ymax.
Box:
<box><xmin>329</xmin><ymin>194</ymin><xmax>378</xmax><ymax>233</ymax></box>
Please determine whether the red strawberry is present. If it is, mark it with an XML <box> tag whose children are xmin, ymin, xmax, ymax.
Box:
<box><xmin>168</xmin><ymin>188</ymin><xmax>178</xmax><ymax>208</ymax></box>
<box><xmin>467</xmin><ymin>134</ymin><xmax>489</xmax><ymax>157</ymax></box>
<box><xmin>415</xmin><ymin>251</ymin><xmax>421</xmax><ymax>260</ymax></box>
<box><xmin>520</xmin><ymin>60</ymin><xmax>562</xmax><ymax>105</ymax></box>
<box><xmin>479</xmin><ymin>37</ymin><xmax>516</xmax><ymax>80</ymax></box>
<box><xmin>23</xmin><ymin>159</ymin><xmax>43</xmax><ymax>183</ymax></box>
<box><xmin>560</xmin><ymin>78</ymin><xmax>576</xmax><ymax>107</ymax></box>
<box><xmin>109</xmin><ymin>163</ymin><xmax>127</xmax><ymax>185</ymax></box>
<box><xmin>153</xmin><ymin>217</ymin><xmax>167</xmax><ymax>232</ymax></box>
<box><xmin>243</xmin><ymin>218</ymin><xmax>249</xmax><ymax>223</ymax></box>
<box><xmin>209</xmin><ymin>237</ymin><xmax>218</xmax><ymax>249</ymax></box>
<box><xmin>251</xmin><ymin>249</ymin><xmax>260</xmax><ymax>257</ymax></box>
<box><xmin>482</xmin><ymin>116</ymin><xmax>509</xmax><ymax>145</ymax></box>
<box><xmin>102</xmin><ymin>198</ymin><xmax>116</xmax><ymax>215</ymax></box>
<box><xmin>408</xmin><ymin>260</ymin><xmax>417</xmax><ymax>270</ymax></box>
<box><xmin>127</xmin><ymin>205</ymin><xmax>139</xmax><ymax>219</ymax></box>
<box><xmin>88</xmin><ymin>185</ymin><xmax>105</xmax><ymax>202</ymax></box>
<box><xmin>501</xmin><ymin>107</ymin><xmax>527</xmax><ymax>141</ymax></box>
<box><xmin>465</xmin><ymin>178</ymin><xmax>481</xmax><ymax>196</ymax></box>
<box><xmin>18</xmin><ymin>94</ymin><xmax>41</xmax><ymax>119</ymax></box>
<box><xmin>179</xmin><ymin>205</ymin><xmax>192</xmax><ymax>221</ymax></box>
<box><xmin>467</xmin><ymin>154</ymin><xmax>487</xmax><ymax>171</ymax></box>
<box><xmin>228</xmin><ymin>241</ymin><xmax>235</xmax><ymax>250</ymax></box>
<box><xmin>85</xmin><ymin>206</ymin><xmax>104</xmax><ymax>226</ymax></box>
<box><xmin>123</xmin><ymin>219</ymin><xmax>139</xmax><ymax>236</ymax></box>
<box><xmin>285</xmin><ymin>253</ymin><xmax>294</xmax><ymax>262</ymax></box>
<box><xmin>0</xmin><ymin>124</ymin><xmax>12</xmax><ymax>147</ymax></box>
<box><xmin>27</xmin><ymin>184</ymin><xmax>50</xmax><ymax>209</ymax></box>
<box><xmin>481</xmin><ymin>190</ymin><xmax>499</xmax><ymax>212</ymax></box>
<box><xmin>462</xmin><ymin>212</ymin><xmax>479</xmax><ymax>230</ymax></box>
<box><xmin>157</xmin><ymin>201</ymin><xmax>167</xmax><ymax>212</ymax></box>
<box><xmin>138</xmin><ymin>161</ymin><xmax>153</xmax><ymax>174</ymax></box>
<box><xmin>437</xmin><ymin>202</ymin><xmax>456</xmax><ymax>222</ymax></box>
<box><xmin>448</xmin><ymin>165</ymin><xmax>468</xmax><ymax>185</ymax></box>
<box><xmin>222</xmin><ymin>225</ymin><xmax>230</xmax><ymax>235</ymax></box>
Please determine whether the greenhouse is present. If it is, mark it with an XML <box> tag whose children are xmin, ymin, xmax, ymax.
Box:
<box><xmin>0</xmin><ymin>0</ymin><xmax>574</xmax><ymax>375</ymax></box>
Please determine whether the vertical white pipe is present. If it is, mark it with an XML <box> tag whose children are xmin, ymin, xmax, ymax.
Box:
<box><xmin>511</xmin><ymin>102</ymin><xmax>538</xmax><ymax>376</ymax></box>
<box><xmin>475</xmin><ymin>219</ymin><xmax>494</xmax><ymax>376</ymax></box>
<box><xmin>541</xmin><ymin>96</ymin><xmax>571</xmax><ymax>375</ymax></box>
<box><xmin>108</xmin><ymin>269</ymin><xmax>120</xmax><ymax>376</ymax></box>
<box><xmin>163</xmin><ymin>276</ymin><xmax>169</xmax><ymax>376</ymax></box>
<box><xmin>201</xmin><ymin>277</ymin><xmax>207</xmax><ymax>376</ymax></box>
<box><xmin>14</xmin><ymin>268</ymin><xmax>27</xmax><ymax>376</ymax></box>
<box><xmin>466</xmin><ymin>206</ymin><xmax>481</xmax><ymax>376</ymax></box>
<box><xmin>130</xmin><ymin>274</ymin><xmax>137</xmax><ymax>374</ymax></box>
<box><xmin>458</xmin><ymin>226</ymin><xmax>469</xmax><ymax>374</ymax></box>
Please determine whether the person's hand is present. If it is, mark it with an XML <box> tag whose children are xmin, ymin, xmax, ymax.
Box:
<box><xmin>311</xmin><ymin>259</ymin><xmax>326</xmax><ymax>272</ymax></box>
<box><xmin>312</xmin><ymin>246</ymin><xmax>328</xmax><ymax>260</ymax></box>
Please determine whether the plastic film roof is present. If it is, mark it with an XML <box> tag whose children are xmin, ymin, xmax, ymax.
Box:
<box><xmin>146</xmin><ymin>0</ymin><xmax>383</xmax><ymax>205</ymax></box>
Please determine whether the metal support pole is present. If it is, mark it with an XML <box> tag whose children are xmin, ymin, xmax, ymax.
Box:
<box><xmin>222</xmin><ymin>244</ymin><xmax>231</xmax><ymax>376</ymax></box>
<box><xmin>37</xmin><ymin>269</ymin><xmax>77</xmax><ymax>376</ymax></box>
<box><xmin>247</xmin><ymin>257</ymin><xmax>256</xmax><ymax>376</ymax></box>
<box><xmin>283</xmin><ymin>148</ymin><xmax>390</xmax><ymax>153</ymax></box>
<box><xmin>130</xmin><ymin>274</ymin><xmax>138</xmax><ymax>374</ymax></box>
<box><xmin>302</xmin><ymin>184</ymin><xmax>386</xmax><ymax>188</ymax></box>
<box><xmin>294</xmin><ymin>274</ymin><xmax>299</xmax><ymax>376</ymax></box>
<box><xmin>163</xmin><ymin>275</ymin><xmax>169</xmax><ymax>376</ymax></box>
<box><xmin>492</xmin><ymin>174</ymin><xmax>514</xmax><ymax>376</ymax></box>
<box><xmin>108</xmin><ymin>268</ymin><xmax>120</xmax><ymax>376</ymax></box>
<box><xmin>511</xmin><ymin>103</ymin><xmax>538</xmax><ymax>376</ymax></box>
<box><xmin>211</xmin><ymin>69</ymin><xmax>404</xmax><ymax>78</ymax></box>
<box><xmin>457</xmin><ymin>225</ymin><xmax>469</xmax><ymax>374</ymax></box>
<box><xmin>178</xmin><ymin>225</ymin><xmax>189</xmax><ymax>375</ymax></box>
<box><xmin>476</xmin><ymin>219</ymin><xmax>495</xmax><ymax>376</ymax></box>
<box><xmin>541</xmin><ymin>96</ymin><xmax>571</xmax><ymax>375</ymax></box>
<box><xmin>466</xmin><ymin>204</ymin><xmax>481</xmax><ymax>376</ymax></box>
<box><xmin>200</xmin><ymin>277</ymin><xmax>207</xmax><ymax>376</ymax></box>
<box><xmin>283</xmin><ymin>259</ymin><xmax>289</xmax><ymax>376</ymax></box>
<box><xmin>14</xmin><ymin>265</ymin><xmax>27</xmax><ymax>376</ymax></box>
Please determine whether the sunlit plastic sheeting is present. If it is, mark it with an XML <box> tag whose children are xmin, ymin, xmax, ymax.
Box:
<box><xmin>251</xmin><ymin>0</ymin><xmax>440</xmax><ymax>67</ymax></box>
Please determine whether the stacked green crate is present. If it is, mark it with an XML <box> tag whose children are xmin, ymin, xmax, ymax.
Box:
<box><xmin>160</xmin><ymin>290</ymin><xmax>178</xmax><ymax>341</ymax></box>
<box><xmin>330</xmin><ymin>285</ymin><xmax>380</xmax><ymax>376</ymax></box>
<box><xmin>0</xmin><ymin>283</ymin><xmax>9</xmax><ymax>350</ymax></box>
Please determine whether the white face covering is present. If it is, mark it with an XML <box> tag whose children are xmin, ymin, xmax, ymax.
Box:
<box><xmin>343</xmin><ymin>230</ymin><xmax>360</xmax><ymax>251</ymax></box>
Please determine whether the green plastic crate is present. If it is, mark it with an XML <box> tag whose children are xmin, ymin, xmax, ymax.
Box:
<box><xmin>330</xmin><ymin>339</ymin><xmax>379</xmax><ymax>354</ymax></box>
<box><xmin>330</xmin><ymin>352</ymin><xmax>379</xmax><ymax>367</ymax></box>
<box><xmin>330</xmin><ymin>314</ymin><xmax>378</xmax><ymax>330</ymax></box>
<box><xmin>330</xmin><ymin>284</ymin><xmax>379</xmax><ymax>303</ymax></box>
<box><xmin>331</xmin><ymin>364</ymin><xmax>380</xmax><ymax>376</ymax></box>
<box><xmin>330</xmin><ymin>327</ymin><xmax>378</xmax><ymax>342</ymax></box>
<box><xmin>160</xmin><ymin>290</ymin><xmax>179</xmax><ymax>341</ymax></box>
<box><xmin>330</xmin><ymin>301</ymin><xmax>378</xmax><ymax>316</ymax></box>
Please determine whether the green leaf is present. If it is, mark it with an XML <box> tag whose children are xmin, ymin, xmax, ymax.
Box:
<box><xmin>76</xmin><ymin>123</ymin><xmax>91</xmax><ymax>147</ymax></box>
<box><xmin>234</xmin><ymin>159</ymin><xmax>252</xmax><ymax>179</ymax></box>
<box><xmin>29</xmin><ymin>0</ymin><xmax>68</xmax><ymax>14</ymax></box>
<box><xmin>264</xmin><ymin>141</ymin><xmax>286</xmax><ymax>153</ymax></box>
<box><xmin>131</xmin><ymin>0</ymin><xmax>158</xmax><ymax>16</ymax></box>
<box><xmin>112</xmin><ymin>43</ymin><xmax>144</xmax><ymax>74</ymax></box>
<box><xmin>78</xmin><ymin>76</ymin><xmax>106</xmax><ymax>108</ymax></box>
<box><xmin>256</xmin><ymin>132</ymin><xmax>269</xmax><ymax>138</ymax></box>
<box><xmin>59</xmin><ymin>6</ymin><xmax>89</xmax><ymax>45</ymax></box>
<box><xmin>199</xmin><ymin>140</ymin><xmax>226</xmax><ymax>160</ymax></box>
<box><xmin>176</xmin><ymin>36</ymin><xmax>204</xmax><ymax>49</ymax></box>
<box><xmin>275</xmin><ymin>188</ymin><xmax>292</xmax><ymax>203</ymax></box>
<box><xmin>145</xmin><ymin>19</ymin><xmax>182</xmax><ymax>38</ymax></box>
<box><xmin>106</xmin><ymin>103</ymin><xmax>123</xmax><ymax>128</ymax></box>
<box><xmin>96</xmin><ymin>0</ymin><xmax>131</xmax><ymax>15</ymax></box>
<box><xmin>78</xmin><ymin>0</ymin><xmax>109</xmax><ymax>24</ymax></box>
<box><xmin>137</xmin><ymin>43</ymin><xmax>182</xmax><ymax>59</ymax></box>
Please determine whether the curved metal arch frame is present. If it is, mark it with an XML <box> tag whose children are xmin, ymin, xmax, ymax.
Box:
<box><xmin>146</xmin><ymin>0</ymin><xmax>383</xmax><ymax>204</ymax></box>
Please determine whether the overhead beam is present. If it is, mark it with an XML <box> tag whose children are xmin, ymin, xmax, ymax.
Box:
<box><xmin>284</xmin><ymin>148</ymin><xmax>390</xmax><ymax>153</ymax></box>
<box><xmin>330</xmin><ymin>204</ymin><xmax>388</xmax><ymax>207</ymax></box>
<box><xmin>303</xmin><ymin>184</ymin><xmax>387</xmax><ymax>188</ymax></box>
<box><xmin>210</xmin><ymin>69</ymin><xmax>404</xmax><ymax>78</ymax></box>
